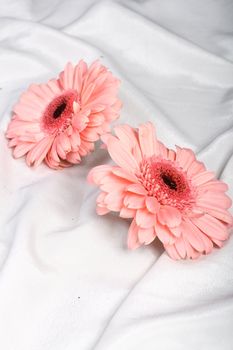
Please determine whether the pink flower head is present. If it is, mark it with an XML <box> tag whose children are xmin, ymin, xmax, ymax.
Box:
<box><xmin>6</xmin><ymin>60</ymin><xmax>121</xmax><ymax>169</ymax></box>
<box><xmin>88</xmin><ymin>122</ymin><xmax>233</xmax><ymax>260</ymax></box>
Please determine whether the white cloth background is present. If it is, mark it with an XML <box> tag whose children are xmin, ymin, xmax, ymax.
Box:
<box><xmin>0</xmin><ymin>1</ymin><xmax>233</xmax><ymax>349</ymax></box>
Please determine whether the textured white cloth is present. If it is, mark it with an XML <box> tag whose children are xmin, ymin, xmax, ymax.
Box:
<box><xmin>0</xmin><ymin>1</ymin><xmax>233</xmax><ymax>349</ymax></box>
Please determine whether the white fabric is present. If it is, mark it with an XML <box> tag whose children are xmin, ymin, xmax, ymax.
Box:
<box><xmin>0</xmin><ymin>1</ymin><xmax>233</xmax><ymax>349</ymax></box>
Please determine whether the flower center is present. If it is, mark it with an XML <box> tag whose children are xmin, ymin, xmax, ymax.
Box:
<box><xmin>138</xmin><ymin>157</ymin><xmax>194</xmax><ymax>211</ymax></box>
<box><xmin>53</xmin><ymin>102</ymin><xmax>67</xmax><ymax>119</ymax></box>
<box><xmin>42</xmin><ymin>91</ymin><xmax>78</xmax><ymax>134</ymax></box>
<box><xmin>161</xmin><ymin>173</ymin><xmax>177</xmax><ymax>190</ymax></box>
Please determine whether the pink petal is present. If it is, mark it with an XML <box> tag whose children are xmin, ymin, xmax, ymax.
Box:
<box><xmin>81</xmin><ymin>82</ymin><xmax>96</xmax><ymax>105</ymax></box>
<box><xmin>91</xmin><ymin>104</ymin><xmax>106</xmax><ymax>113</ymax></box>
<box><xmin>158</xmin><ymin>141</ymin><xmax>168</xmax><ymax>159</ymax></box>
<box><xmin>47</xmin><ymin>79</ymin><xmax>62</xmax><ymax>95</ymax></box>
<box><xmin>17</xmin><ymin>133</ymin><xmax>44</xmax><ymax>143</ymax></box>
<box><xmin>183</xmin><ymin>239</ymin><xmax>201</xmax><ymax>259</ymax></box>
<box><xmin>13</xmin><ymin>104</ymin><xmax>41</xmax><ymax>121</ymax></box>
<box><xmin>45</xmin><ymin>154</ymin><xmax>60</xmax><ymax>170</ymax></box>
<box><xmin>196</xmin><ymin>192</ymin><xmax>232</xmax><ymax>210</ymax></box>
<box><xmin>198</xmin><ymin>231</ymin><xmax>214</xmax><ymax>254</ymax></box>
<box><xmin>8</xmin><ymin>138</ymin><xmax>18</xmax><ymax>147</ymax></box>
<box><xmin>87</xmin><ymin>165</ymin><xmax>112</xmax><ymax>184</ymax></box>
<box><xmin>191</xmin><ymin>214</ymin><xmax>229</xmax><ymax>240</ymax></box>
<box><xmin>101</xmin><ymin>133</ymin><xmax>113</xmax><ymax>145</ymax></box>
<box><xmin>119</xmin><ymin>207</ymin><xmax>136</xmax><ymax>218</ymax></box>
<box><xmin>145</xmin><ymin>196</ymin><xmax>160</xmax><ymax>214</ymax></box>
<box><xmin>199</xmin><ymin>207</ymin><xmax>232</xmax><ymax>226</ymax></box>
<box><xmin>114</xmin><ymin>124</ymin><xmax>142</xmax><ymax>164</ymax></box>
<box><xmin>212</xmin><ymin>238</ymin><xmax>224</xmax><ymax>248</ymax></box>
<box><xmin>96</xmin><ymin>192</ymin><xmax>107</xmax><ymax>204</ymax></box>
<box><xmin>88</xmin><ymin>113</ymin><xmax>105</xmax><ymax>127</ymax></box>
<box><xmin>13</xmin><ymin>142</ymin><xmax>35</xmax><ymax>158</ymax></box>
<box><xmin>58</xmin><ymin>133</ymin><xmax>71</xmax><ymax>153</ymax></box>
<box><xmin>104</xmin><ymin>191</ymin><xmax>124</xmax><ymax>211</ymax></box>
<box><xmin>73</xmin><ymin>60</ymin><xmax>87</xmax><ymax>92</ymax></box>
<box><xmin>106</xmin><ymin>135</ymin><xmax>139</xmax><ymax>171</ymax></box>
<box><xmin>81</xmin><ymin>127</ymin><xmax>99</xmax><ymax>142</ymax></box>
<box><xmin>175</xmin><ymin>147</ymin><xmax>196</xmax><ymax>171</ymax></box>
<box><xmin>66</xmin><ymin>151</ymin><xmax>81</xmax><ymax>164</ymax></box>
<box><xmin>191</xmin><ymin>171</ymin><xmax>215</xmax><ymax>186</ymax></box>
<box><xmin>181</xmin><ymin>220</ymin><xmax>205</xmax><ymax>252</ymax></box>
<box><xmin>198</xmin><ymin>180</ymin><xmax>228</xmax><ymax>193</ymax></box>
<box><xmin>66</xmin><ymin>125</ymin><xmax>73</xmax><ymax>137</ymax></box>
<box><xmin>174</xmin><ymin>237</ymin><xmax>187</xmax><ymax>259</ymax></box>
<box><xmin>90</xmin><ymin>71</ymin><xmax>108</xmax><ymax>92</ymax></box>
<box><xmin>29</xmin><ymin>84</ymin><xmax>51</xmax><ymax>102</ymax></box>
<box><xmin>157</xmin><ymin>206</ymin><xmax>181</xmax><ymax>228</ymax></box>
<box><xmin>88</xmin><ymin>92</ymin><xmax>117</xmax><ymax>106</ymax></box>
<box><xmin>124</xmin><ymin>194</ymin><xmax>145</xmax><ymax>209</ymax></box>
<box><xmin>138</xmin><ymin>122</ymin><xmax>158</xmax><ymax>158</ymax></box>
<box><xmin>49</xmin><ymin>137</ymin><xmax>60</xmax><ymax>162</ymax></box>
<box><xmin>138</xmin><ymin>227</ymin><xmax>156</xmax><ymax>245</ymax></box>
<box><xmin>40</xmin><ymin>84</ymin><xmax>56</xmax><ymax>99</ymax></box>
<box><xmin>168</xmin><ymin>149</ymin><xmax>176</xmax><ymax>161</ymax></box>
<box><xmin>127</xmin><ymin>220</ymin><xmax>141</xmax><ymax>250</ymax></box>
<box><xmin>100</xmin><ymin>174</ymin><xmax>130</xmax><ymax>192</ymax></box>
<box><xmin>164</xmin><ymin>244</ymin><xmax>181</xmax><ymax>260</ymax></box>
<box><xmin>26</xmin><ymin>136</ymin><xmax>54</xmax><ymax>167</ymax></box>
<box><xmin>127</xmin><ymin>183</ymin><xmax>147</xmax><ymax>195</ymax></box>
<box><xmin>96</xmin><ymin>205</ymin><xmax>110</xmax><ymax>215</ymax></box>
<box><xmin>61</xmin><ymin>62</ymin><xmax>74</xmax><ymax>90</ymax></box>
<box><xmin>155</xmin><ymin>222</ymin><xmax>176</xmax><ymax>245</ymax></box>
<box><xmin>19</xmin><ymin>90</ymin><xmax>45</xmax><ymax>109</ymax></box>
<box><xmin>7</xmin><ymin>120</ymin><xmax>41</xmax><ymax>137</ymax></box>
<box><xmin>73</xmin><ymin>112</ymin><xmax>89</xmax><ymax>131</ymax></box>
<box><xmin>136</xmin><ymin>208</ymin><xmax>156</xmax><ymax>228</ymax></box>
<box><xmin>187</xmin><ymin>160</ymin><xmax>206</xmax><ymax>177</ymax></box>
<box><xmin>56</xmin><ymin>139</ymin><xmax>67</xmax><ymax>159</ymax></box>
<box><xmin>70</xmin><ymin>132</ymin><xmax>81</xmax><ymax>151</ymax></box>
<box><xmin>169</xmin><ymin>226</ymin><xmax>181</xmax><ymax>237</ymax></box>
<box><xmin>78</xmin><ymin>139</ymin><xmax>94</xmax><ymax>156</ymax></box>
<box><xmin>111</xmin><ymin>167</ymin><xmax>138</xmax><ymax>183</ymax></box>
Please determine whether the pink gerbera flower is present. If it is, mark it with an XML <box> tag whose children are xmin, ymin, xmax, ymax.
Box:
<box><xmin>88</xmin><ymin>122</ymin><xmax>233</xmax><ymax>260</ymax></box>
<box><xmin>6</xmin><ymin>60</ymin><xmax>121</xmax><ymax>169</ymax></box>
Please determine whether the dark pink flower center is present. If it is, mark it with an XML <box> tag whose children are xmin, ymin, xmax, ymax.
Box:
<box><xmin>53</xmin><ymin>102</ymin><xmax>67</xmax><ymax>119</ymax></box>
<box><xmin>138</xmin><ymin>157</ymin><xmax>194</xmax><ymax>211</ymax></box>
<box><xmin>161</xmin><ymin>173</ymin><xmax>177</xmax><ymax>190</ymax></box>
<box><xmin>42</xmin><ymin>91</ymin><xmax>78</xmax><ymax>134</ymax></box>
